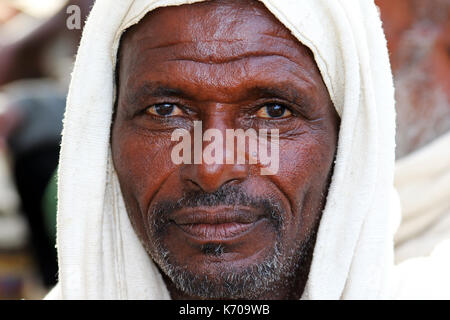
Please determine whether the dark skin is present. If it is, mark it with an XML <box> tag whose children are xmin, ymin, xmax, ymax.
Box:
<box><xmin>112</xmin><ymin>0</ymin><xmax>339</xmax><ymax>299</ymax></box>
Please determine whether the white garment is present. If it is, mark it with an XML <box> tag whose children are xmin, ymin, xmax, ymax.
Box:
<box><xmin>394</xmin><ymin>131</ymin><xmax>450</xmax><ymax>263</ymax></box>
<box><xmin>46</xmin><ymin>0</ymin><xmax>430</xmax><ymax>299</ymax></box>
<box><xmin>391</xmin><ymin>131</ymin><xmax>450</xmax><ymax>299</ymax></box>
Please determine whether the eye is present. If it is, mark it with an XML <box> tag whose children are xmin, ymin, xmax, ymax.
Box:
<box><xmin>256</xmin><ymin>103</ymin><xmax>292</xmax><ymax>119</ymax></box>
<box><xmin>145</xmin><ymin>103</ymin><xmax>184</xmax><ymax>117</ymax></box>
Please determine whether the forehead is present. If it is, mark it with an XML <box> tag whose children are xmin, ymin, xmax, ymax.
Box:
<box><xmin>121</xmin><ymin>0</ymin><xmax>294</xmax><ymax>51</ymax></box>
<box><xmin>117</xmin><ymin>0</ymin><xmax>325</xmax><ymax>101</ymax></box>
<box><xmin>120</xmin><ymin>0</ymin><xmax>317</xmax><ymax>65</ymax></box>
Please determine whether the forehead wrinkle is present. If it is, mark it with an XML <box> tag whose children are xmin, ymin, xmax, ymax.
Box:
<box><xmin>125</xmin><ymin>67</ymin><xmax>318</xmax><ymax>108</ymax></box>
<box><xmin>124</xmin><ymin>51</ymin><xmax>320</xmax><ymax>97</ymax></box>
<box><xmin>119</xmin><ymin>15</ymin><xmax>324</xmax><ymax>107</ymax></box>
<box><xmin>164</xmin><ymin>55</ymin><xmax>320</xmax><ymax>92</ymax></box>
<box><xmin>121</xmin><ymin>47</ymin><xmax>321</xmax><ymax>106</ymax></box>
<box><xmin>131</xmin><ymin>28</ymin><xmax>296</xmax><ymax>49</ymax></box>
<box><xmin>125</xmin><ymin>37</ymin><xmax>318</xmax><ymax>81</ymax></box>
<box><xmin>131</xmin><ymin>33</ymin><xmax>304</xmax><ymax>57</ymax></box>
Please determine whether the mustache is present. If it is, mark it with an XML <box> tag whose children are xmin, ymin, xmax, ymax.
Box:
<box><xmin>149</xmin><ymin>184</ymin><xmax>285</xmax><ymax>231</ymax></box>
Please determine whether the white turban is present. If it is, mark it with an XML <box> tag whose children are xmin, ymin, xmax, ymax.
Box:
<box><xmin>46</xmin><ymin>0</ymin><xmax>404</xmax><ymax>299</ymax></box>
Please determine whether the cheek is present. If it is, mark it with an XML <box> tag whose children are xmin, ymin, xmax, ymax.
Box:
<box><xmin>111</xmin><ymin>123</ymin><xmax>176</xmax><ymax>216</ymax></box>
<box><xmin>282</xmin><ymin>136</ymin><xmax>334</xmax><ymax>185</ymax></box>
<box><xmin>273</xmin><ymin>130</ymin><xmax>336</xmax><ymax>235</ymax></box>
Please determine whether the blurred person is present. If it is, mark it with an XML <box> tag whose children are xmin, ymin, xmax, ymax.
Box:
<box><xmin>376</xmin><ymin>0</ymin><xmax>450</xmax><ymax>263</ymax></box>
<box><xmin>45</xmin><ymin>0</ymin><xmax>449</xmax><ymax>300</ymax></box>
<box><xmin>0</xmin><ymin>0</ymin><xmax>93</xmax><ymax>86</ymax></box>
<box><xmin>0</xmin><ymin>94</ymin><xmax>65</xmax><ymax>288</ymax></box>
<box><xmin>0</xmin><ymin>0</ymin><xmax>94</xmax><ymax>289</ymax></box>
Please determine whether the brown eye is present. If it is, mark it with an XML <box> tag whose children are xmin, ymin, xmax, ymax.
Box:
<box><xmin>146</xmin><ymin>103</ymin><xmax>184</xmax><ymax>117</ymax></box>
<box><xmin>257</xmin><ymin>103</ymin><xmax>292</xmax><ymax>119</ymax></box>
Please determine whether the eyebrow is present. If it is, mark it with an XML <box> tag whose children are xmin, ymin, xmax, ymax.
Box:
<box><xmin>134</xmin><ymin>36</ymin><xmax>306</xmax><ymax>66</ymax></box>
<box><xmin>126</xmin><ymin>81</ymin><xmax>315</xmax><ymax>111</ymax></box>
<box><xmin>125</xmin><ymin>83</ymin><xmax>191</xmax><ymax>106</ymax></box>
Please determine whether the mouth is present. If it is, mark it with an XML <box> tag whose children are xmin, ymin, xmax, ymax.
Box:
<box><xmin>170</xmin><ymin>206</ymin><xmax>267</xmax><ymax>241</ymax></box>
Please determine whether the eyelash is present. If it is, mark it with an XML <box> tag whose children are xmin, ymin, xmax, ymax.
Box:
<box><xmin>140</xmin><ymin>102</ymin><xmax>189</xmax><ymax>118</ymax></box>
<box><xmin>141</xmin><ymin>101</ymin><xmax>299</xmax><ymax>120</ymax></box>
<box><xmin>251</xmin><ymin>102</ymin><xmax>296</xmax><ymax>119</ymax></box>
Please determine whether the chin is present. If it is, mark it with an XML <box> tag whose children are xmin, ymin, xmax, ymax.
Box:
<box><xmin>150</xmin><ymin>236</ymin><xmax>299</xmax><ymax>299</ymax></box>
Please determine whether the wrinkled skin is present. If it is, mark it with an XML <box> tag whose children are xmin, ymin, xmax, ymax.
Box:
<box><xmin>111</xmin><ymin>0</ymin><xmax>339</xmax><ymax>299</ymax></box>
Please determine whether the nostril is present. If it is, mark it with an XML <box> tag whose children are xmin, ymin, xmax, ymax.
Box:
<box><xmin>185</xmin><ymin>178</ymin><xmax>202</xmax><ymax>191</ymax></box>
<box><xmin>194</xmin><ymin>177</ymin><xmax>243</xmax><ymax>194</ymax></box>
<box><xmin>180</xmin><ymin>162</ymin><xmax>249</xmax><ymax>193</ymax></box>
<box><xmin>224</xmin><ymin>178</ymin><xmax>242</xmax><ymax>187</ymax></box>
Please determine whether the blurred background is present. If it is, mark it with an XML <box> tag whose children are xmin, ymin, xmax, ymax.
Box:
<box><xmin>0</xmin><ymin>0</ymin><xmax>448</xmax><ymax>299</ymax></box>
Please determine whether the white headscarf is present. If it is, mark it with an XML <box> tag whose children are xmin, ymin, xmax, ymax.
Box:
<box><xmin>46</xmin><ymin>0</ymin><xmax>401</xmax><ymax>299</ymax></box>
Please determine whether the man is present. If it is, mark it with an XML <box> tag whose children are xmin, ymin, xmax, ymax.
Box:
<box><xmin>111</xmin><ymin>0</ymin><xmax>339</xmax><ymax>300</ymax></box>
<box><xmin>46</xmin><ymin>0</ymin><xmax>449</xmax><ymax>299</ymax></box>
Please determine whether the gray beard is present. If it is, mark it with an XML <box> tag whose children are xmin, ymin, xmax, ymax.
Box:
<box><xmin>142</xmin><ymin>184</ymin><xmax>319</xmax><ymax>299</ymax></box>
<box><xmin>149</xmin><ymin>228</ymin><xmax>315</xmax><ymax>299</ymax></box>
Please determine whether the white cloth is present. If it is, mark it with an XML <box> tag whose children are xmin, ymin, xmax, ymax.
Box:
<box><xmin>46</xmin><ymin>0</ymin><xmax>402</xmax><ymax>299</ymax></box>
<box><xmin>393</xmin><ymin>239</ymin><xmax>450</xmax><ymax>299</ymax></box>
<box><xmin>391</xmin><ymin>131</ymin><xmax>450</xmax><ymax>299</ymax></box>
<box><xmin>394</xmin><ymin>131</ymin><xmax>450</xmax><ymax>263</ymax></box>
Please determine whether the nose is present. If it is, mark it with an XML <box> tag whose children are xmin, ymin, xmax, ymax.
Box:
<box><xmin>180</xmin><ymin>115</ymin><xmax>249</xmax><ymax>193</ymax></box>
<box><xmin>181</xmin><ymin>162</ymin><xmax>248</xmax><ymax>193</ymax></box>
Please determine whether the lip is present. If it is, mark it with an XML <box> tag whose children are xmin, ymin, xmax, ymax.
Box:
<box><xmin>170</xmin><ymin>206</ymin><xmax>266</xmax><ymax>240</ymax></box>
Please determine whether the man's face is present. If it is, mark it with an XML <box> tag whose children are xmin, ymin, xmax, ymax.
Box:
<box><xmin>111</xmin><ymin>0</ymin><xmax>339</xmax><ymax>299</ymax></box>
